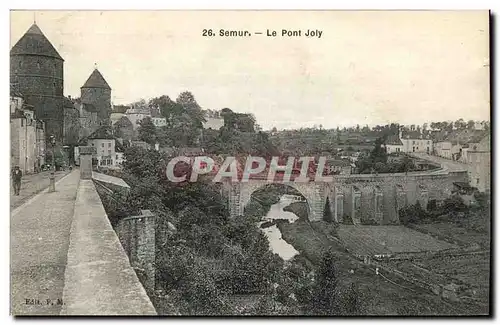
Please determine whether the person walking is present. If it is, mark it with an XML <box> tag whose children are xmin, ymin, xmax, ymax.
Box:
<box><xmin>12</xmin><ymin>166</ymin><xmax>22</xmax><ymax>196</ymax></box>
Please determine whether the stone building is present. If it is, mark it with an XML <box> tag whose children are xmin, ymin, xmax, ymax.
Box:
<box><xmin>400</xmin><ymin>129</ymin><xmax>433</xmax><ymax>154</ymax></box>
<box><xmin>466</xmin><ymin>134</ymin><xmax>490</xmax><ymax>193</ymax></box>
<box><xmin>35</xmin><ymin>120</ymin><xmax>46</xmax><ymax>167</ymax></box>
<box><xmin>10</xmin><ymin>91</ymin><xmax>38</xmax><ymax>173</ymax></box>
<box><xmin>88</xmin><ymin>126</ymin><xmax>116</xmax><ymax>168</ymax></box>
<box><xmin>81</xmin><ymin>69</ymin><xmax>112</xmax><ymax>122</ymax></box>
<box><xmin>10</xmin><ymin>23</ymin><xmax>64</xmax><ymax>143</ymax></box>
<box><xmin>76</xmin><ymin>99</ymin><xmax>100</xmax><ymax>140</ymax></box>
<box><xmin>63</xmin><ymin>97</ymin><xmax>81</xmax><ymax>146</ymax></box>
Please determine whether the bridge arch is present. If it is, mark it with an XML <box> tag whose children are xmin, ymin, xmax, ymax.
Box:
<box><xmin>226</xmin><ymin>179</ymin><xmax>328</xmax><ymax>221</ymax></box>
<box><xmin>244</xmin><ymin>183</ymin><xmax>311</xmax><ymax>220</ymax></box>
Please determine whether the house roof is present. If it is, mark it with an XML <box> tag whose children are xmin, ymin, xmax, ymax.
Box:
<box><xmin>81</xmin><ymin>69</ymin><xmax>111</xmax><ymax>90</ymax></box>
<box><xmin>112</xmin><ymin>105</ymin><xmax>130</xmax><ymax>114</ymax></box>
<box><xmin>10</xmin><ymin>23</ymin><xmax>63</xmax><ymax>60</ymax></box>
<box><xmin>115</xmin><ymin>115</ymin><xmax>133</xmax><ymax>127</ymax></box>
<box><xmin>386</xmin><ymin>135</ymin><xmax>403</xmax><ymax>146</ymax></box>
<box><xmin>88</xmin><ymin>126</ymin><xmax>114</xmax><ymax>139</ymax></box>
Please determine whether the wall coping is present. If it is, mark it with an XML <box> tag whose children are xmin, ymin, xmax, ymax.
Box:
<box><xmin>60</xmin><ymin>179</ymin><xmax>156</xmax><ymax>316</ymax></box>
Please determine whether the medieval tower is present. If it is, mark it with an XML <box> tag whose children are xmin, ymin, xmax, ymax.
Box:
<box><xmin>81</xmin><ymin>69</ymin><xmax>112</xmax><ymax>123</ymax></box>
<box><xmin>10</xmin><ymin>23</ymin><xmax>64</xmax><ymax>142</ymax></box>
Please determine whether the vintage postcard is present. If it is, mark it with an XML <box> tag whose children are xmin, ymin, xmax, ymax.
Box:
<box><xmin>10</xmin><ymin>10</ymin><xmax>491</xmax><ymax>316</ymax></box>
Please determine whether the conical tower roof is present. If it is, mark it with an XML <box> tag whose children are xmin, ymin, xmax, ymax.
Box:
<box><xmin>81</xmin><ymin>69</ymin><xmax>111</xmax><ymax>90</ymax></box>
<box><xmin>10</xmin><ymin>23</ymin><xmax>63</xmax><ymax>60</ymax></box>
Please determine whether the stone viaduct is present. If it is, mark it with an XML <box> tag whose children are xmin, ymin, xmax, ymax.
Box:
<box><xmin>223</xmin><ymin>166</ymin><xmax>468</xmax><ymax>225</ymax></box>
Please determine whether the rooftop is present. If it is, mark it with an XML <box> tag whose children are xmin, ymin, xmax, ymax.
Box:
<box><xmin>10</xmin><ymin>23</ymin><xmax>63</xmax><ymax>60</ymax></box>
<box><xmin>81</xmin><ymin>69</ymin><xmax>111</xmax><ymax>90</ymax></box>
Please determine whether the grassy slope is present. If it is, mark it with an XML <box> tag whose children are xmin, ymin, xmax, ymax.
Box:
<box><xmin>277</xmin><ymin>220</ymin><xmax>488</xmax><ymax>315</ymax></box>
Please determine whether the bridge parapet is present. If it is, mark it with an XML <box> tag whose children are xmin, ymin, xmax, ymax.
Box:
<box><xmin>60</xmin><ymin>179</ymin><xmax>156</xmax><ymax>315</ymax></box>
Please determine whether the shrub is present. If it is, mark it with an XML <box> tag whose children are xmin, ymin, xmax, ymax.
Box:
<box><xmin>398</xmin><ymin>201</ymin><xmax>429</xmax><ymax>225</ymax></box>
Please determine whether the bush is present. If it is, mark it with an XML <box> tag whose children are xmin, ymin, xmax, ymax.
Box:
<box><xmin>244</xmin><ymin>200</ymin><xmax>266</xmax><ymax>220</ymax></box>
<box><xmin>283</xmin><ymin>202</ymin><xmax>309</xmax><ymax>221</ymax></box>
<box><xmin>323</xmin><ymin>197</ymin><xmax>334</xmax><ymax>223</ymax></box>
<box><xmin>398</xmin><ymin>201</ymin><xmax>429</xmax><ymax>225</ymax></box>
<box><xmin>342</xmin><ymin>214</ymin><xmax>354</xmax><ymax>225</ymax></box>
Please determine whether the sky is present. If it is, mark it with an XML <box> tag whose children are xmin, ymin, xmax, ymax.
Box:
<box><xmin>10</xmin><ymin>10</ymin><xmax>490</xmax><ymax>130</ymax></box>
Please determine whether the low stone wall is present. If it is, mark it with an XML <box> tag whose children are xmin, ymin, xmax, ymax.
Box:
<box><xmin>60</xmin><ymin>179</ymin><xmax>156</xmax><ymax>315</ymax></box>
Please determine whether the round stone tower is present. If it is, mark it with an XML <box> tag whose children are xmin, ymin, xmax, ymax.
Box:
<box><xmin>81</xmin><ymin>69</ymin><xmax>112</xmax><ymax>122</ymax></box>
<box><xmin>10</xmin><ymin>23</ymin><xmax>64</xmax><ymax>142</ymax></box>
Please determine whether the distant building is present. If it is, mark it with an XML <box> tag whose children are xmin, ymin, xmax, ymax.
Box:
<box><xmin>473</xmin><ymin>121</ymin><xmax>486</xmax><ymax>130</ymax></box>
<box><xmin>466</xmin><ymin>134</ymin><xmax>490</xmax><ymax>193</ymax></box>
<box><xmin>126</xmin><ymin>107</ymin><xmax>151</xmax><ymax>130</ymax></box>
<box><xmin>326</xmin><ymin>159</ymin><xmax>352</xmax><ymax>175</ymax></box>
<box><xmin>384</xmin><ymin>135</ymin><xmax>403</xmax><ymax>154</ymax></box>
<box><xmin>434</xmin><ymin>141</ymin><xmax>452</xmax><ymax>159</ymax></box>
<box><xmin>110</xmin><ymin>112</ymin><xmax>125</xmax><ymax>125</ymax></box>
<box><xmin>131</xmin><ymin>141</ymin><xmax>149</xmax><ymax>150</ymax></box>
<box><xmin>115</xmin><ymin>144</ymin><xmax>125</xmax><ymax>166</ymax></box>
<box><xmin>112</xmin><ymin>104</ymin><xmax>130</xmax><ymax>114</ymax></box>
<box><xmin>151</xmin><ymin>107</ymin><xmax>167</xmax><ymax>127</ymax></box>
<box><xmin>88</xmin><ymin>126</ymin><xmax>116</xmax><ymax>168</ymax></box>
<box><xmin>400</xmin><ymin>129</ymin><xmax>432</xmax><ymax>154</ymax></box>
<box><xmin>10</xmin><ymin>90</ymin><xmax>40</xmax><ymax>173</ymax></box>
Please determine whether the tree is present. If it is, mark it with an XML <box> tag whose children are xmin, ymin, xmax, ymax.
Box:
<box><xmin>467</xmin><ymin>120</ymin><xmax>475</xmax><ymax>130</ymax></box>
<box><xmin>454</xmin><ymin>118</ymin><xmax>466</xmax><ymax>130</ymax></box>
<box><xmin>149</xmin><ymin>95</ymin><xmax>184</xmax><ymax>126</ymax></box>
<box><xmin>311</xmin><ymin>250</ymin><xmax>339</xmax><ymax>315</ymax></box>
<box><xmin>137</xmin><ymin>116</ymin><xmax>157</xmax><ymax>146</ymax></box>
<box><xmin>323</xmin><ymin>197</ymin><xmax>333</xmax><ymax>223</ymax></box>
<box><xmin>176</xmin><ymin>91</ymin><xmax>206</xmax><ymax>128</ymax></box>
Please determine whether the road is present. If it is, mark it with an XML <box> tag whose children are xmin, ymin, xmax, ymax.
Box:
<box><xmin>10</xmin><ymin>170</ymin><xmax>80</xmax><ymax>315</ymax></box>
<box><xmin>10</xmin><ymin>170</ymin><xmax>70</xmax><ymax>210</ymax></box>
<box><xmin>410</xmin><ymin>153</ymin><xmax>468</xmax><ymax>172</ymax></box>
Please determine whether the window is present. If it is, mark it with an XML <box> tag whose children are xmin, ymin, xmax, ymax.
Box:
<box><xmin>427</xmin><ymin>141</ymin><xmax>430</xmax><ymax>144</ymax></box>
<box><xmin>21</xmin><ymin>119</ymin><xmax>24</xmax><ymax>127</ymax></box>
<box><xmin>108</xmin><ymin>149</ymin><xmax>111</xmax><ymax>155</ymax></box>
<box><xmin>91</xmin><ymin>143</ymin><xmax>94</xmax><ymax>146</ymax></box>
<box><xmin>108</xmin><ymin>143</ymin><xmax>111</xmax><ymax>147</ymax></box>
<box><xmin>412</xmin><ymin>141</ymin><xmax>415</xmax><ymax>145</ymax></box>
<box><xmin>101</xmin><ymin>143</ymin><xmax>104</xmax><ymax>147</ymax></box>
<box><xmin>116</xmin><ymin>155</ymin><xmax>118</xmax><ymax>160</ymax></box>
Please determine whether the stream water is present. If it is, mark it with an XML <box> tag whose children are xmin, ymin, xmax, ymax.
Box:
<box><xmin>258</xmin><ymin>195</ymin><xmax>302</xmax><ymax>260</ymax></box>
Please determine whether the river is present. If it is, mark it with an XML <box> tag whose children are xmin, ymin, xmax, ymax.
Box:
<box><xmin>258</xmin><ymin>195</ymin><xmax>302</xmax><ymax>260</ymax></box>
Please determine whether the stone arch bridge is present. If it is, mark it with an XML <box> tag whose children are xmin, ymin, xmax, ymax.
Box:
<box><xmin>222</xmin><ymin>165</ymin><xmax>468</xmax><ymax>224</ymax></box>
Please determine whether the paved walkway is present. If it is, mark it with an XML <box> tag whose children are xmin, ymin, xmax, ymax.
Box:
<box><xmin>10</xmin><ymin>170</ymin><xmax>80</xmax><ymax>315</ymax></box>
<box><xmin>10</xmin><ymin>170</ymin><xmax>70</xmax><ymax>210</ymax></box>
